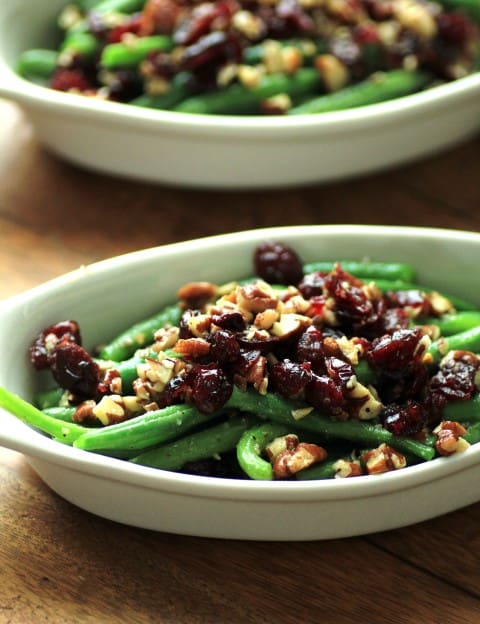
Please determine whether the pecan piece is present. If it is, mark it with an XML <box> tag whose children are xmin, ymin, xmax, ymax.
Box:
<box><xmin>433</xmin><ymin>420</ymin><xmax>470</xmax><ymax>456</ymax></box>
<box><xmin>268</xmin><ymin>435</ymin><xmax>327</xmax><ymax>479</ymax></box>
<box><xmin>361</xmin><ymin>443</ymin><xmax>407</xmax><ymax>475</ymax></box>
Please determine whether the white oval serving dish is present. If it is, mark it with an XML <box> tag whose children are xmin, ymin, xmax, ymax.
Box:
<box><xmin>0</xmin><ymin>0</ymin><xmax>480</xmax><ymax>189</ymax></box>
<box><xmin>1</xmin><ymin>224</ymin><xmax>480</xmax><ymax>540</ymax></box>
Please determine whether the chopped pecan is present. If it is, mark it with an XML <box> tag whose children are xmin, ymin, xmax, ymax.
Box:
<box><xmin>433</xmin><ymin>420</ymin><xmax>470</xmax><ymax>456</ymax></box>
<box><xmin>270</xmin><ymin>313</ymin><xmax>311</xmax><ymax>339</ymax></box>
<box><xmin>237</xmin><ymin>281</ymin><xmax>279</xmax><ymax>314</ymax></box>
<box><xmin>273</xmin><ymin>441</ymin><xmax>327</xmax><ymax>479</ymax></box>
<box><xmin>333</xmin><ymin>459</ymin><xmax>363</xmax><ymax>478</ymax></box>
<box><xmin>153</xmin><ymin>325</ymin><xmax>180</xmax><ymax>350</ymax></box>
<box><xmin>361</xmin><ymin>443</ymin><xmax>407</xmax><ymax>475</ymax></box>
<box><xmin>73</xmin><ymin>400</ymin><xmax>96</xmax><ymax>423</ymax></box>
<box><xmin>177</xmin><ymin>281</ymin><xmax>218</xmax><ymax>309</ymax></box>
<box><xmin>173</xmin><ymin>337</ymin><xmax>211</xmax><ymax>360</ymax></box>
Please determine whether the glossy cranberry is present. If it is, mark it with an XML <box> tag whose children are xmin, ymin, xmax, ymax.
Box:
<box><xmin>181</xmin><ymin>30</ymin><xmax>243</xmax><ymax>73</ymax></box>
<box><xmin>269</xmin><ymin>360</ymin><xmax>312</xmax><ymax>397</ymax></box>
<box><xmin>259</xmin><ymin>0</ymin><xmax>314</xmax><ymax>39</ymax></box>
<box><xmin>211</xmin><ymin>311</ymin><xmax>246</xmax><ymax>331</ymax></box>
<box><xmin>297</xmin><ymin>272</ymin><xmax>327</xmax><ymax>299</ymax></box>
<box><xmin>253</xmin><ymin>241</ymin><xmax>303</xmax><ymax>286</ymax></box>
<box><xmin>107</xmin><ymin>70</ymin><xmax>143</xmax><ymax>102</ymax></box>
<box><xmin>207</xmin><ymin>329</ymin><xmax>240</xmax><ymax>363</ymax></box>
<box><xmin>179</xmin><ymin>309</ymin><xmax>201</xmax><ymax>339</ymax></box>
<box><xmin>382</xmin><ymin>400</ymin><xmax>427</xmax><ymax>436</ymax></box>
<box><xmin>106</xmin><ymin>14</ymin><xmax>143</xmax><ymax>42</ymax></box>
<box><xmin>324</xmin><ymin>266</ymin><xmax>374</xmax><ymax>325</ymax></box>
<box><xmin>174</xmin><ymin>0</ymin><xmax>238</xmax><ymax>45</ymax></box>
<box><xmin>296</xmin><ymin>326</ymin><xmax>325</xmax><ymax>370</ymax></box>
<box><xmin>353</xmin><ymin>23</ymin><xmax>380</xmax><ymax>45</ymax></box>
<box><xmin>159</xmin><ymin>374</ymin><xmax>190</xmax><ymax>407</ymax></box>
<box><xmin>190</xmin><ymin>365</ymin><xmax>233</xmax><ymax>413</ymax></box>
<box><xmin>366</xmin><ymin>329</ymin><xmax>424</xmax><ymax>374</ymax></box>
<box><xmin>50</xmin><ymin>68</ymin><xmax>93</xmax><ymax>92</ymax></box>
<box><xmin>305</xmin><ymin>373</ymin><xmax>346</xmax><ymax>416</ymax></box>
<box><xmin>29</xmin><ymin>321</ymin><xmax>81</xmax><ymax>370</ymax></box>
<box><xmin>325</xmin><ymin>356</ymin><xmax>355</xmax><ymax>388</ymax></box>
<box><xmin>386</xmin><ymin>289</ymin><xmax>432</xmax><ymax>316</ymax></box>
<box><xmin>428</xmin><ymin>351</ymin><xmax>479</xmax><ymax>405</ymax></box>
<box><xmin>50</xmin><ymin>340</ymin><xmax>100</xmax><ymax>398</ymax></box>
<box><xmin>437</xmin><ymin>11</ymin><xmax>472</xmax><ymax>44</ymax></box>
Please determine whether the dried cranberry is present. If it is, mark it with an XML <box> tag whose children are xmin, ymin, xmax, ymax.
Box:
<box><xmin>29</xmin><ymin>321</ymin><xmax>81</xmax><ymax>370</ymax></box>
<box><xmin>324</xmin><ymin>266</ymin><xmax>374</xmax><ymax>326</ymax></box>
<box><xmin>382</xmin><ymin>401</ymin><xmax>427</xmax><ymax>436</ymax></box>
<box><xmin>190</xmin><ymin>365</ymin><xmax>233</xmax><ymax>413</ymax></box>
<box><xmin>211</xmin><ymin>311</ymin><xmax>246</xmax><ymax>331</ymax></box>
<box><xmin>107</xmin><ymin>70</ymin><xmax>143</xmax><ymax>102</ymax></box>
<box><xmin>325</xmin><ymin>356</ymin><xmax>355</xmax><ymax>388</ymax></box>
<box><xmin>106</xmin><ymin>14</ymin><xmax>143</xmax><ymax>42</ymax></box>
<box><xmin>297</xmin><ymin>272</ymin><xmax>327</xmax><ymax>299</ymax></box>
<box><xmin>159</xmin><ymin>374</ymin><xmax>190</xmax><ymax>407</ymax></box>
<box><xmin>362</xmin><ymin>0</ymin><xmax>394</xmax><ymax>21</ymax></box>
<box><xmin>296</xmin><ymin>326</ymin><xmax>325</xmax><ymax>371</ymax></box>
<box><xmin>253</xmin><ymin>241</ymin><xmax>303</xmax><ymax>286</ymax></box>
<box><xmin>174</xmin><ymin>0</ymin><xmax>238</xmax><ymax>45</ymax></box>
<box><xmin>180</xmin><ymin>30</ymin><xmax>243</xmax><ymax>72</ymax></box>
<box><xmin>207</xmin><ymin>329</ymin><xmax>240</xmax><ymax>364</ymax></box>
<box><xmin>50</xmin><ymin>340</ymin><xmax>100</xmax><ymax>399</ymax></box>
<box><xmin>366</xmin><ymin>329</ymin><xmax>425</xmax><ymax>375</ymax></box>
<box><xmin>179</xmin><ymin>309</ymin><xmax>201</xmax><ymax>339</ymax></box>
<box><xmin>269</xmin><ymin>360</ymin><xmax>312</xmax><ymax>398</ymax></box>
<box><xmin>426</xmin><ymin>351</ymin><xmax>479</xmax><ymax>419</ymax></box>
<box><xmin>305</xmin><ymin>373</ymin><xmax>346</xmax><ymax>417</ymax></box>
<box><xmin>50</xmin><ymin>68</ymin><xmax>93</xmax><ymax>93</ymax></box>
<box><xmin>437</xmin><ymin>11</ymin><xmax>472</xmax><ymax>45</ymax></box>
<box><xmin>328</xmin><ymin>36</ymin><xmax>361</xmax><ymax>67</ymax></box>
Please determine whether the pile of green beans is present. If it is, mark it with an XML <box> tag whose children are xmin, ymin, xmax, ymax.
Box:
<box><xmin>15</xmin><ymin>0</ymin><xmax>480</xmax><ymax>116</ymax></box>
<box><xmin>1</xmin><ymin>257</ymin><xmax>480</xmax><ymax>482</ymax></box>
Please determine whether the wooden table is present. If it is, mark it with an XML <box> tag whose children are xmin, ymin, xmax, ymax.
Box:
<box><xmin>1</xmin><ymin>98</ymin><xmax>480</xmax><ymax>623</ymax></box>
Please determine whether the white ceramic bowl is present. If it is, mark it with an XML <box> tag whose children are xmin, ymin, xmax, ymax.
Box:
<box><xmin>1</xmin><ymin>1</ymin><xmax>480</xmax><ymax>188</ymax></box>
<box><xmin>1</xmin><ymin>225</ymin><xmax>480</xmax><ymax>540</ymax></box>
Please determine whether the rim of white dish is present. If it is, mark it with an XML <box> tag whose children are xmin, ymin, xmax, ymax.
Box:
<box><xmin>2</xmin><ymin>224</ymin><xmax>480</xmax><ymax>502</ymax></box>
<box><xmin>0</xmin><ymin>54</ymin><xmax>479</xmax><ymax>137</ymax></box>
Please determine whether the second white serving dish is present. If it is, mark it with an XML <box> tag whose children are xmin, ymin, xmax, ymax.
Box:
<box><xmin>1</xmin><ymin>225</ymin><xmax>480</xmax><ymax>540</ymax></box>
<box><xmin>0</xmin><ymin>0</ymin><xmax>480</xmax><ymax>188</ymax></box>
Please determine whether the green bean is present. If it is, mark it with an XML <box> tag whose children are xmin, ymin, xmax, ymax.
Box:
<box><xmin>73</xmin><ymin>403</ymin><xmax>221</xmax><ymax>452</ymax></box>
<box><xmin>101</xmin><ymin>35</ymin><xmax>173</xmax><ymax>69</ymax></box>
<box><xmin>419</xmin><ymin>311</ymin><xmax>480</xmax><ymax>336</ymax></box>
<box><xmin>427</xmin><ymin>326</ymin><xmax>480</xmax><ymax>364</ymax></box>
<box><xmin>98</xmin><ymin>303</ymin><xmax>181</xmax><ymax>362</ymax></box>
<box><xmin>443</xmin><ymin>394</ymin><xmax>480</xmax><ymax>423</ymax></box>
<box><xmin>173</xmin><ymin>68</ymin><xmax>322</xmax><ymax>115</ymax></box>
<box><xmin>236</xmin><ymin>421</ymin><xmax>290</xmax><ymax>480</ymax></box>
<box><xmin>43</xmin><ymin>406</ymin><xmax>77</xmax><ymax>423</ymax></box>
<box><xmin>17</xmin><ymin>49</ymin><xmax>58</xmax><ymax>80</ymax></box>
<box><xmin>61</xmin><ymin>32</ymin><xmax>100</xmax><ymax>60</ymax></box>
<box><xmin>373</xmin><ymin>279</ymin><xmax>477</xmax><ymax>311</ymax></box>
<box><xmin>295</xmin><ymin>458</ymin><xmax>339</xmax><ymax>480</ymax></box>
<box><xmin>0</xmin><ymin>387</ymin><xmax>87</xmax><ymax>445</ymax></box>
<box><xmin>90</xmin><ymin>0</ymin><xmax>146</xmax><ymax>14</ymax></box>
<box><xmin>131</xmin><ymin>415</ymin><xmax>252</xmax><ymax>470</ymax></box>
<box><xmin>35</xmin><ymin>387</ymin><xmax>66</xmax><ymax>409</ymax></box>
<box><xmin>227</xmin><ymin>387</ymin><xmax>435</xmax><ymax>461</ymax></box>
<box><xmin>288</xmin><ymin>70</ymin><xmax>431</xmax><ymax>115</ymax></box>
<box><xmin>130</xmin><ymin>72</ymin><xmax>192</xmax><ymax>109</ymax></box>
<box><xmin>77</xmin><ymin>0</ymin><xmax>105</xmax><ymax>10</ymax></box>
<box><xmin>464</xmin><ymin>422</ymin><xmax>480</xmax><ymax>444</ymax></box>
<box><xmin>303</xmin><ymin>260</ymin><xmax>416</xmax><ymax>283</ymax></box>
<box><xmin>242</xmin><ymin>38</ymin><xmax>327</xmax><ymax>66</ymax></box>
<box><xmin>354</xmin><ymin>359</ymin><xmax>377</xmax><ymax>386</ymax></box>
<box><xmin>436</xmin><ymin>0</ymin><xmax>480</xmax><ymax>23</ymax></box>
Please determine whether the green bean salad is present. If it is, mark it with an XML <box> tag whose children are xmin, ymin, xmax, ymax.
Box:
<box><xmin>1</xmin><ymin>241</ymin><xmax>480</xmax><ymax>481</ymax></box>
<box><xmin>16</xmin><ymin>0</ymin><xmax>480</xmax><ymax>115</ymax></box>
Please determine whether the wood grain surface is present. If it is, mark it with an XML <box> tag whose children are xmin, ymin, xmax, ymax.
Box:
<box><xmin>1</xmin><ymin>98</ymin><xmax>480</xmax><ymax>623</ymax></box>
